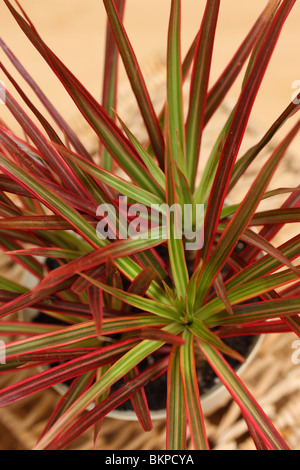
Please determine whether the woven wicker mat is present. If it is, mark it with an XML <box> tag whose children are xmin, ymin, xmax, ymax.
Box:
<box><xmin>1</xmin><ymin>332</ymin><xmax>300</xmax><ymax>450</ymax></box>
<box><xmin>0</xmin><ymin>58</ymin><xmax>299</xmax><ymax>450</ymax></box>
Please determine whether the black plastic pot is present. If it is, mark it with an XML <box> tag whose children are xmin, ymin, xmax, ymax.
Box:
<box><xmin>21</xmin><ymin>240</ymin><xmax>263</xmax><ymax>420</ymax></box>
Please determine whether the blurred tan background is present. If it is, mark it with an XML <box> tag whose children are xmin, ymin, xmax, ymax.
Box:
<box><xmin>1</xmin><ymin>0</ymin><xmax>299</xmax><ymax>239</ymax></box>
<box><xmin>1</xmin><ymin>0</ymin><xmax>300</xmax><ymax>147</ymax></box>
<box><xmin>0</xmin><ymin>0</ymin><xmax>300</xmax><ymax>450</ymax></box>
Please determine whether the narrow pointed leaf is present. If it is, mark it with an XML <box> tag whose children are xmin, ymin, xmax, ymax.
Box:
<box><xmin>167</xmin><ymin>0</ymin><xmax>186</xmax><ymax>173</ymax></box>
<box><xmin>188</xmin><ymin>319</ymin><xmax>244</xmax><ymax>362</ymax></box>
<box><xmin>167</xmin><ymin>347</ymin><xmax>186</xmax><ymax>450</ymax></box>
<box><xmin>198</xmin><ymin>341</ymin><xmax>289</xmax><ymax>450</ymax></box>
<box><xmin>207</xmin><ymin>297</ymin><xmax>300</xmax><ymax>327</ymax></box>
<box><xmin>204</xmin><ymin>0</ymin><xmax>281</xmax><ymax>125</ymax></box>
<box><xmin>100</xmin><ymin>0</ymin><xmax>126</xmax><ymax>171</ymax></box>
<box><xmin>88</xmin><ymin>285</ymin><xmax>103</xmax><ymax>337</ymax></box>
<box><xmin>124</xmin><ymin>366</ymin><xmax>152</xmax><ymax>432</ymax></box>
<box><xmin>102</xmin><ymin>0</ymin><xmax>165</xmax><ymax>167</ymax></box>
<box><xmin>165</xmin><ymin>112</ymin><xmax>189</xmax><ymax>299</ymax></box>
<box><xmin>34</xmin><ymin>323</ymin><xmax>183</xmax><ymax>449</ymax></box>
<box><xmin>186</xmin><ymin>0</ymin><xmax>220</xmax><ymax>189</ymax></box>
<box><xmin>179</xmin><ymin>330</ymin><xmax>209</xmax><ymax>450</ymax></box>
<box><xmin>78</xmin><ymin>274</ymin><xmax>179</xmax><ymax>321</ymax></box>
<box><xmin>201</xmin><ymin>0</ymin><xmax>297</xmax><ymax>265</ymax></box>
<box><xmin>50</xmin><ymin>358</ymin><xmax>169</xmax><ymax>450</ymax></box>
<box><xmin>0</xmin><ymin>340</ymin><xmax>137</xmax><ymax>407</ymax></box>
<box><xmin>2</xmin><ymin>0</ymin><xmax>159</xmax><ymax>193</ymax></box>
<box><xmin>196</xmin><ymin>119</ymin><xmax>300</xmax><ymax>305</ymax></box>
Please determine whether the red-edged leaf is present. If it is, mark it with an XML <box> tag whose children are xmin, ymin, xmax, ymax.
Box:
<box><xmin>34</xmin><ymin>323</ymin><xmax>182</xmax><ymax>449</ymax></box>
<box><xmin>165</xmin><ymin>110</ymin><xmax>189</xmax><ymax>300</ymax></box>
<box><xmin>0</xmin><ymin>215</ymin><xmax>95</xmax><ymax>231</ymax></box>
<box><xmin>2</xmin><ymin>92</ymin><xmax>87</xmax><ymax>197</ymax></box>
<box><xmin>87</xmin><ymin>285</ymin><xmax>103</xmax><ymax>337</ymax></box>
<box><xmin>3</xmin><ymin>0</ymin><xmax>159</xmax><ymax>194</ymax></box>
<box><xmin>244</xmin><ymin>416</ymin><xmax>271</xmax><ymax>450</ymax></box>
<box><xmin>185</xmin><ymin>0</ymin><xmax>220</xmax><ymax>189</ymax></box>
<box><xmin>179</xmin><ymin>330</ymin><xmax>209</xmax><ymax>450</ymax></box>
<box><xmin>0</xmin><ymin>37</ymin><xmax>92</xmax><ymax>163</ymax></box>
<box><xmin>215</xmin><ymin>225</ymin><xmax>300</xmax><ymax>280</ymax></box>
<box><xmin>188</xmin><ymin>318</ymin><xmax>245</xmax><ymax>363</ymax></box>
<box><xmin>201</xmin><ymin>0</ymin><xmax>297</xmax><ymax>265</ymax></box>
<box><xmin>0</xmin><ymin>340</ymin><xmax>137</xmax><ymax>407</ymax></box>
<box><xmin>32</xmin><ymin>235</ymin><xmax>166</xmax><ymax>299</ymax></box>
<box><xmin>49</xmin><ymin>357</ymin><xmax>168</xmax><ymax>450</ymax></box>
<box><xmin>167</xmin><ymin>0</ymin><xmax>186</xmax><ymax>173</ymax></box>
<box><xmin>138</xmin><ymin>328</ymin><xmax>185</xmax><ymax>346</ymax></box>
<box><xmin>5</xmin><ymin>247</ymin><xmax>86</xmax><ymax>259</ymax></box>
<box><xmin>198</xmin><ymin>341</ymin><xmax>289</xmax><ymax>450</ymax></box>
<box><xmin>226</xmin><ymin>234</ymin><xmax>300</xmax><ymax>290</ymax></box>
<box><xmin>39</xmin><ymin>371</ymin><xmax>96</xmax><ymax>442</ymax></box>
<box><xmin>166</xmin><ymin>347</ymin><xmax>186</xmax><ymax>450</ymax></box>
<box><xmin>124</xmin><ymin>366</ymin><xmax>152</xmax><ymax>432</ymax></box>
<box><xmin>230</xmin><ymin>101</ymin><xmax>300</xmax><ymax>192</ymax></box>
<box><xmin>196</xmin><ymin>118</ymin><xmax>300</xmax><ymax>305</ymax></box>
<box><xmin>102</xmin><ymin>0</ymin><xmax>165</xmax><ymax>168</ymax></box>
<box><xmin>204</xmin><ymin>0</ymin><xmax>281</xmax><ymax>125</ymax></box>
<box><xmin>14</xmin><ymin>348</ymin><xmax>98</xmax><ymax>364</ymax></box>
<box><xmin>78</xmin><ymin>274</ymin><xmax>179</xmax><ymax>321</ymax></box>
<box><xmin>3</xmin><ymin>316</ymin><xmax>167</xmax><ymax>364</ymax></box>
<box><xmin>0</xmin><ymin>237</ymin><xmax>44</xmax><ymax>279</ymax></box>
<box><xmin>100</xmin><ymin>0</ymin><xmax>126</xmax><ymax>172</ymax></box>
<box><xmin>0</xmin><ymin>320</ymin><xmax>57</xmax><ymax>337</ymax></box>
<box><xmin>207</xmin><ymin>297</ymin><xmax>300</xmax><ymax>327</ymax></box>
<box><xmin>213</xmin><ymin>272</ymin><xmax>234</xmax><ymax>315</ymax></box>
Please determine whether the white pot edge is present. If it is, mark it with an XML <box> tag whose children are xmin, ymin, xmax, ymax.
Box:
<box><xmin>20</xmin><ymin>257</ymin><xmax>265</xmax><ymax>421</ymax></box>
<box><xmin>20</xmin><ymin>303</ymin><xmax>264</xmax><ymax>420</ymax></box>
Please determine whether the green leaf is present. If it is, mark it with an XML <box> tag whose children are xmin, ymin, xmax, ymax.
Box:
<box><xmin>0</xmin><ymin>152</ymin><xmax>104</xmax><ymax>250</ymax></box>
<box><xmin>167</xmin><ymin>0</ymin><xmax>186</xmax><ymax>174</ymax></box>
<box><xmin>103</xmin><ymin>0</ymin><xmax>165</xmax><ymax>167</ymax></box>
<box><xmin>200</xmin><ymin>0</ymin><xmax>297</xmax><ymax>267</ymax></box>
<box><xmin>165</xmin><ymin>113</ymin><xmax>189</xmax><ymax>300</ymax></box>
<box><xmin>100</xmin><ymin>0</ymin><xmax>126</xmax><ymax>172</ymax></box>
<box><xmin>33</xmin><ymin>323</ymin><xmax>184</xmax><ymax>449</ymax></box>
<box><xmin>207</xmin><ymin>297</ymin><xmax>300</xmax><ymax>327</ymax></box>
<box><xmin>185</xmin><ymin>0</ymin><xmax>220</xmax><ymax>190</ymax></box>
<box><xmin>3</xmin><ymin>316</ymin><xmax>167</xmax><ymax>362</ymax></box>
<box><xmin>2</xmin><ymin>0</ymin><xmax>160</xmax><ymax>193</ymax></box>
<box><xmin>167</xmin><ymin>347</ymin><xmax>186</xmax><ymax>450</ymax></box>
<box><xmin>188</xmin><ymin>319</ymin><xmax>244</xmax><ymax>362</ymax></box>
<box><xmin>78</xmin><ymin>273</ymin><xmax>180</xmax><ymax>322</ymax></box>
<box><xmin>226</xmin><ymin>234</ymin><xmax>300</xmax><ymax>290</ymax></box>
<box><xmin>196</xmin><ymin>119</ymin><xmax>300</xmax><ymax>305</ymax></box>
<box><xmin>196</xmin><ymin>265</ymin><xmax>300</xmax><ymax>322</ymax></box>
<box><xmin>198</xmin><ymin>341</ymin><xmax>289</xmax><ymax>449</ymax></box>
<box><xmin>118</xmin><ymin>115</ymin><xmax>165</xmax><ymax>191</ymax></box>
<box><xmin>54</xmin><ymin>143</ymin><xmax>165</xmax><ymax>206</ymax></box>
<box><xmin>204</xmin><ymin>0</ymin><xmax>281</xmax><ymax>126</ymax></box>
<box><xmin>179</xmin><ymin>330</ymin><xmax>209</xmax><ymax>450</ymax></box>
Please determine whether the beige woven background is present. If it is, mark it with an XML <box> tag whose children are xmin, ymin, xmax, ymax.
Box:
<box><xmin>0</xmin><ymin>0</ymin><xmax>300</xmax><ymax>450</ymax></box>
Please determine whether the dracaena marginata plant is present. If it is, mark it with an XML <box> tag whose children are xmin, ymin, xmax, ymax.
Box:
<box><xmin>0</xmin><ymin>0</ymin><xmax>299</xmax><ymax>450</ymax></box>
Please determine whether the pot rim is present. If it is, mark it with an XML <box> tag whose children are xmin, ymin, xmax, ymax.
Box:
<box><xmin>20</xmin><ymin>303</ymin><xmax>264</xmax><ymax>420</ymax></box>
<box><xmin>20</xmin><ymin>234</ymin><xmax>265</xmax><ymax>421</ymax></box>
